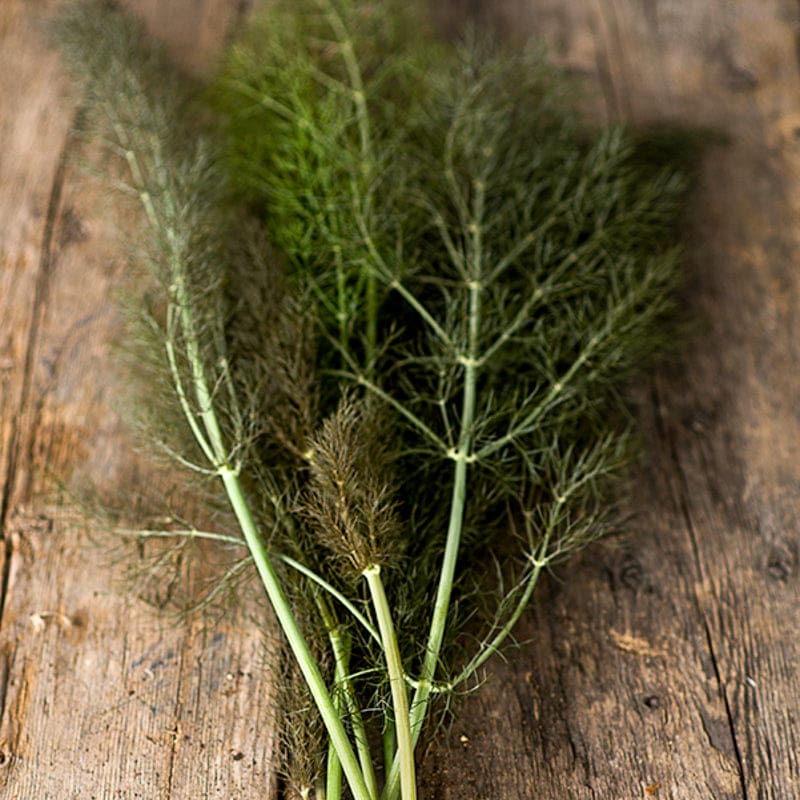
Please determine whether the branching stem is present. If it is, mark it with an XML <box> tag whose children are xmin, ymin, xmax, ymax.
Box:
<box><xmin>384</xmin><ymin>177</ymin><xmax>486</xmax><ymax>800</ymax></box>
<box><xmin>334</xmin><ymin>370</ymin><xmax>448</xmax><ymax>453</ymax></box>
<box><xmin>450</xmin><ymin>532</ymin><xmax>552</xmax><ymax>688</ymax></box>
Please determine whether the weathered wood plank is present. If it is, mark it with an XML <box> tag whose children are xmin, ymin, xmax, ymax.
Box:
<box><xmin>0</xmin><ymin>3</ymin><xmax>278</xmax><ymax>798</ymax></box>
<box><xmin>0</xmin><ymin>1</ymin><xmax>74</xmax><ymax>535</ymax></box>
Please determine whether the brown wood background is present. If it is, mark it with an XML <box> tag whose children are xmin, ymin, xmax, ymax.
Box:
<box><xmin>2</xmin><ymin>1</ymin><xmax>800</xmax><ymax>798</ymax></box>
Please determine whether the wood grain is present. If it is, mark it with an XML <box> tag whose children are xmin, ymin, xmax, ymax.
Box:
<box><xmin>0</xmin><ymin>3</ymin><xmax>278</xmax><ymax>799</ymax></box>
<box><xmin>1</xmin><ymin>0</ymin><xmax>800</xmax><ymax>798</ymax></box>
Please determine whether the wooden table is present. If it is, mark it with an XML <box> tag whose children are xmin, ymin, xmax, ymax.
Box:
<box><xmin>1</xmin><ymin>1</ymin><xmax>799</xmax><ymax>797</ymax></box>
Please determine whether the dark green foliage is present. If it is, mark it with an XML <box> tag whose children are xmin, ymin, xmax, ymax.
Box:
<box><xmin>212</xmin><ymin>0</ymin><xmax>437</xmax><ymax>363</ymax></box>
<box><xmin>215</xmin><ymin>0</ymin><xmax>689</xmax><ymax>677</ymax></box>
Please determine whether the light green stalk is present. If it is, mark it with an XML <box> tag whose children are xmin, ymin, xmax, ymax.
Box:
<box><xmin>316</xmin><ymin>593</ymin><xmax>380</xmax><ymax>800</ymax></box>
<box><xmin>383</xmin><ymin>717</ymin><xmax>397</xmax><ymax>776</ymax></box>
<box><xmin>326</xmin><ymin>718</ymin><xmax>343</xmax><ymax>800</ymax></box>
<box><xmin>364</xmin><ymin>565</ymin><xmax>416</xmax><ymax>800</ymax></box>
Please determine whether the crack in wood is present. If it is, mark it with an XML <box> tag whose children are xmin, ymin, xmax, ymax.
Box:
<box><xmin>702</xmin><ymin>621</ymin><xmax>748</xmax><ymax>797</ymax></box>
<box><xmin>653</xmin><ymin>381</ymin><xmax>749</xmax><ymax>800</ymax></box>
<box><xmin>0</xmin><ymin>646</ymin><xmax>11</xmax><ymax>735</ymax></box>
<box><xmin>0</xmin><ymin>147</ymin><xmax>64</xmax><ymax>527</ymax></box>
<box><xmin>20</xmin><ymin>311</ymin><xmax>99</xmax><ymax>504</ymax></box>
<box><xmin>0</xmin><ymin>107</ymin><xmax>83</xmax><ymax>637</ymax></box>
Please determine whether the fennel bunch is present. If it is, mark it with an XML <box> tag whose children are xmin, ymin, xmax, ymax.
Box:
<box><xmin>55</xmin><ymin>2</ymin><xmax>690</xmax><ymax>799</ymax></box>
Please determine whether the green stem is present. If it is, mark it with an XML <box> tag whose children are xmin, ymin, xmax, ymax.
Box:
<box><xmin>326</xmin><ymin>724</ymin><xmax>343</xmax><ymax>800</ymax></box>
<box><xmin>364</xmin><ymin>565</ymin><xmax>416</xmax><ymax>800</ymax></box>
<box><xmin>383</xmin><ymin>717</ymin><xmax>396</xmax><ymax>777</ymax></box>
<box><xmin>383</xmin><ymin>182</ymin><xmax>486</xmax><ymax>800</ymax></box>
<box><xmin>317</xmin><ymin>594</ymin><xmax>380</xmax><ymax>800</ymax></box>
<box><xmin>450</xmin><ymin>536</ymin><xmax>550</xmax><ymax>688</ymax></box>
<box><xmin>334</xmin><ymin>244</ymin><xmax>349</xmax><ymax>359</ymax></box>
<box><xmin>324</xmin><ymin>612</ymin><xmax>346</xmax><ymax>800</ymax></box>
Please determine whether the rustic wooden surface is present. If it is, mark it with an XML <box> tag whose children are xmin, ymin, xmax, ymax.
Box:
<box><xmin>1</xmin><ymin>1</ymin><xmax>800</xmax><ymax>798</ymax></box>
